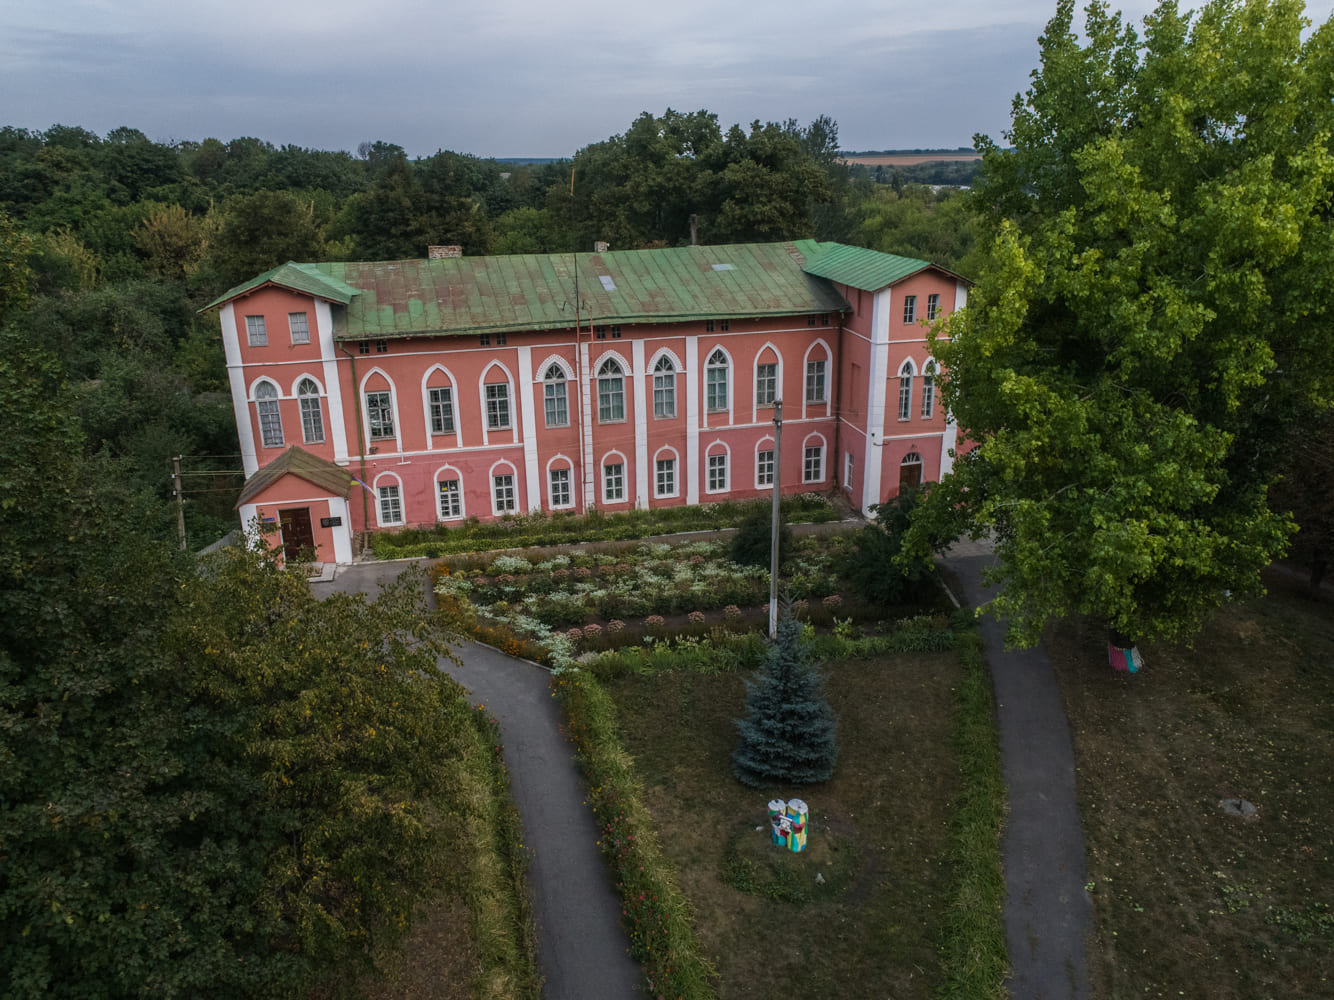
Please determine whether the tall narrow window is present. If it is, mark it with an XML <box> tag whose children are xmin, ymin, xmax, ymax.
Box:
<box><xmin>597</xmin><ymin>359</ymin><xmax>625</xmax><ymax>422</ymax></box>
<box><xmin>438</xmin><ymin>478</ymin><xmax>462</xmax><ymax>519</ymax></box>
<box><xmin>492</xmin><ymin>474</ymin><xmax>517</xmax><ymax>514</ymax></box>
<box><xmin>603</xmin><ymin>463</ymin><xmax>624</xmax><ymax>502</ymax></box>
<box><xmin>655</xmin><ymin>458</ymin><xmax>676</xmax><ymax>497</ymax></box>
<box><xmin>755</xmin><ymin>362</ymin><xmax>777</xmax><ymax>406</ymax></box>
<box><xmin>288</xmin><ymin>312</ymin><xmax>310</xmax><ymax>344</ymax></box>
<box><xmin>707</xmin><ymin>454</ymin><xmax>728</xmax><ymax>492</ymax></box>
<box><xmin>366</xmin><ymin>390</ymin><xmax>395</xmax><ymax>439</ymax></box>
<box><xmin>653</xmin><ymin>356</ymin><xmax>676</xmax><ymax>418</ymax></box>
<box><xmin>549</xmin><ymin>467</ymin><xmax>572</xmax><ymax>508</ymax></box>
<box><xmin>544</xmin><ymin>365</ymin><xmax>569</xmax><ymax>427</ymax></box>
<box><xmin>429</xmin><ymin>385</ymin><xmax>455</xmax><ymax>434</ymax></box>
<box><xmin>245</xmin><ymin>315</ymin><xmax>267</xmax><ymax>347</ymax></box>
<box><xmin>806</xmin><ymin>359</ymin><xmax>827</xmax><ymax>403</ymax></box>
<box><xmin>898</xmin><ymin>362</ymin><xmax>914</xmax><ymax>421</ymax></box>
<box><xmin>927</xmin><ymin>293</ymin><xmax>940</xmax><ymax>321</ymax></box>
<box><xmin>378</xmin><ymin>484</ymin><xmax>403</xmax><ymax>525</ymax></box>
<box><xmin>921</xmin><ymin>362</ymin><xmax>936</xmax><ymax>419</ymax></box>
<box><xmin>255</xmin><ymin>382</ymin><xmax>283</xmax><ymax>448</ymax></box>
<box><xmin>706</xmin><ymin>349</ymin><xmax>728</xmax><ymax>412</ymax></box>
<box><xmin>297</xmin><ymin>378</ymin><xmax>324</xmax><ymax>444</ymax></box>
<box><xmin>756</xmin><ymin>449</ymin><xmax>775</xmax><ymax>486</ymax></box>
<box><xmin>903</xmin><ymin>295</ymin><xmax>917</xmax><ymax>323</ymax></box>
<box><xmin>803</xmin><ymin>445</ymin><xmax>824</xmax><ymax>483</ymax></box>
<box><xmin>844</xmin><ymin>452</ymin><xmax>854</xmax><ymax>491</ymax></box>
<box><xmin>485</xmin><ymin>383</ymin><xmax>511</xmax><ymax>430</ymax></box>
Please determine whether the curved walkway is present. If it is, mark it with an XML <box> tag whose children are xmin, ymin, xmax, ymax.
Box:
<box><xmin>940</xmin><ymin>539</ymin><xmax>1092</xmax><ymax>1000</ymax></box>
<box><xmin>315</xmin><ymin>564</ymin><xmax>640</xmax><ymax>1000</ymax></box>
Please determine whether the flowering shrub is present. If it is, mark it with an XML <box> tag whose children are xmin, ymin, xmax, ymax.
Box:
<box><xmin>608</xmin><ymin>620</ymin><xmax>625</xmax><ymax>634</ymax></box>
<box><xmin>566</xmin><ymin>627</ymin><xmax>584</xmax><ymax>642</ymax></box>
<box><xmin>644</xmin><ymin>615</ymin><xmax>665</xmax><ymax>628</ymax></box>
<box><xmin>688</xmin><ymin>611</ymin><xmax>706</xmax><ymax>625</ymax></box>
<box><xmin>723</xmin><ymin>604</ymin><xmax>742</xmax><ymax>623</ymax></box>
<box><xmin>490</xmin><ymin>554</ymin><xmax>533</xmax><ymax>574</ymax></box>
<box><xmin>573</xmin><ymin>566</ymin><xmax>593</xmax><ymax>580</ymax></box>
<box><xmin>583</xmin><ymin>623</ymin><xmax>603</xmax><ymax>639</ymax></box>
<box><xmin>823</xmin><ymin>594</ymin><xmax>844</xmax><ymax>610</ymax></box>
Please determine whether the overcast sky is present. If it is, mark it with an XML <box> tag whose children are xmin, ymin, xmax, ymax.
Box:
<box><xmin>4</xmin><ymin>0</ymin><xmax>1332</xmax><ymax>159</ymax></box>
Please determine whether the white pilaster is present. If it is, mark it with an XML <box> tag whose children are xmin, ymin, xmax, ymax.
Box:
<box><xmin>222</xmin><ymin>303</ymin><xmax>259</xmax><ymax>478</ymax></box>
<box><xmin>330</xmin><ymin>498</ymin><xmax>353</xmax><ymax>564</ymax></box>
<box><xmin>940</xmin><ymin>419</ymin><xmax>959</xmax><ymax>477</ymax></box>
<box><xmin>863</xmin><ymin>288</ymin><xmax>892</xmax><ymax>515</ymax></box>
<box><xmin>632</xmin><ymin>339</ymin><xmax>648</xmax><ymax>507</ymax></box>
<box><xmin>313</xmin><ymin>299</ymin><xmax>349</xmax><ymax>463</ymax></box>
<box><xmin>517</xmin><ymin>346</ymin><xmax>540</xmax><ymax>512</ymax></box>
<box><xmin>579</xmin><ymin>340</ymin><xmax>595</xmax><ymax>510</ymax></box>
<box><xmin>684</xmin><ymin>336</ymin><xmax>700</xmax><ymax>505</ymax></box>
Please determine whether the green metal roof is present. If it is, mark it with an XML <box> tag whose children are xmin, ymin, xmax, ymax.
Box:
<box><xmin>237</xmin><ymin>446</ymin><xmax>353</xmax><ymax>506</ymax></box>
<box><xmin>205</xmin><ymin>261</ymin><xmax>360</xmax><ymax>311</ymax></box>
<box><xmin>794</xmin><ymin>240</ymin><xmax>933</xmax><ymax>292</ymax></box>
<box><xmin>312</xmin><ymin>243</ymin><xmax>848</xmax><ymax>339</ymax></box>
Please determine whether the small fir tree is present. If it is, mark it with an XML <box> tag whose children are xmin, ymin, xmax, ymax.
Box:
<box><xmin>732</xmin><ymin>611</ymin><xmax>838</xmax><ymax>787</ymax></box>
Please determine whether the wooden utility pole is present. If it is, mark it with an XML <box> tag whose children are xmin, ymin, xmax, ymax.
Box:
<box><xmin>172</xmin><ymin>455</ymin><xmax>186</xmax><ymax>551</ymax></box>
<box><xmin>769</xmin><ymin>401</ymin><xmax>783</xmax><ymax>637</ymax></box>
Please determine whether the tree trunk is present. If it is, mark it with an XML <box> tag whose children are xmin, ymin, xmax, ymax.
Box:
<box><xmin>1306</xmin><ymin>546</ymin><xmax>1327</xmax><ymax>600</ymax></box>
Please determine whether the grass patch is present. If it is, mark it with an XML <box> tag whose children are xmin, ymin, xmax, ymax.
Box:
<box><xmin>370</xmin><ymin>495</ymin><xmax>841</xmax><ymax>559</ymax></box>
<box><xmin>1048</xmin><ymin>570</ymin><xmax>1334</xmax><ymax>998</ymax></box>
<box><xmin>553</xmin><ymin>670</ymin><xmax>718</xmax><ymax>1000</ymax></box>
<box><xmin>937</xmin><ymin>629</ymin><xmax>1007</xmax><ymax>1000</ymax></box>
<box><xmin>357</xmin><ymin>704</ymin><xmax>540</xmax><ymax>1000</ymax></box>
<box><xmin>592</xmin><ymin>636</ymin><xmax>982</xmax><ymax>997</ymax></box>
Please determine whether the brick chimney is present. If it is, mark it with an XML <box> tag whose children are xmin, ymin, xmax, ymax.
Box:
<box><xmin>428</xmin><ymin>245</ymin><xmax>463</xmax><ymax>259</ymax></box>
<box><xmin>593</xmin><ymin>241</ymin><xmax>610</xmax><ymax>253</ymax></box>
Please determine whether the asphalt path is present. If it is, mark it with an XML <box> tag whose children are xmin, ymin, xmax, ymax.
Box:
<box><xmin>315</xmin><ymin>561</ymin><xmax>641</xmax><ymax>999</ymax></box>
<box><xmin>941</xmin><ymin>540</ymin><xmax>1092</xmax><ymax>1000</ymax></box>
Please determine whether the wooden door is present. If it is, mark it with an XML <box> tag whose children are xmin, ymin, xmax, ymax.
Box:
<box><xmin>899</xmin><ymin>457</ymin><xmax>923</xmax><ymax>493</ymax></box>
<box><xmin>279</xmin><ymin>507</ymin><xmax>315</xmax><ymax>561</ymax></box>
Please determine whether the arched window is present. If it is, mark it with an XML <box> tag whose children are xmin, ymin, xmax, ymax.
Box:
<box><xmin>653</xmin><ymin>355</ymin><xmax>676</xmax><ymax>418</ymax></box>
<box><xmin>921</xmin><ymin>361</ymin><xmax>937</xmax><ymax>419</ymax></box>
<box><xmin>544</xmin><ymin>364</ymin><xmax>569</xmax><ymax>428</ymax></box>
<box><xmin>255</xmin><ymin>381</ymin><xmax>283</xmax><ymax>448</ymax></box>
<box><xmin>706</xmin><ymin>349</ymin><xmax>728</xmax><ymax>412</ymax></box>
<box><xmin>297</xmin><ymin>378</ymin><xmax>324</xmax><ymax>444</ymax></box>
<box><xmin>597</xmin><ymin>358</ymin><xmax>625</xmax><ymax>422</ymax></box>
<box><xmin>897</xmin><ymin>360</ymin><xmax>915</xmax><ymax>421</ymax></box>
<box><xmin>900</xmin><ymin>451</ymin><xmax>923</xmax><ymax>492</ymax></box>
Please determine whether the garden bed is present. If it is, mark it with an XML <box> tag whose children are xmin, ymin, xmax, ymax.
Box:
<box><xmin>371</xmin><ymin>494</ymin><xmax>844</xmax><ymax>559</ymax></box>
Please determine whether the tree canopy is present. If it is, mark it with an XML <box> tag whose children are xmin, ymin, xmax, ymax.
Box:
<box><xmin>909</xmin><ymin>0</ymin><xmax>1334</xmax><ymax>646</ymax></box>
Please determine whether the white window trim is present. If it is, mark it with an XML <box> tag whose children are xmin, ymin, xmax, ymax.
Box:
<box><xmin>479</xmin><ymin>362</ymin><xmax>517</xmax><ymax>445</ymax></box>
<box><xmin>897</xmin><ymin>358</ymin><xmax>917</xmax><ymax>422</ymax></box>
<box><xmin>489</xmin><ymin>461</ymin><xmax>519</xmax><ymax>516</ymax></box>
<box><xmin>245</xmin><ymin>314</ymin><xmax>268</xmax><ymax>347</ymax></box>
<box><xmin>844</xmin><ymin>451</ymin><xmax>854</xmax><ymax>492</ymax></box>
<box><xmin>288</xmin><ymin>311</ymin><xmax>310</xmax><ymax>345</ymax></box>
<box><xmin>755</xmin><ymin>438</ymin><xmax>776</xmax><ymax>489</ymax></box>
<box><xmin>252</xmin><ymin>378</ymin><xmax>284</xmax><ymax>449</ymax></box>
<box><xmin>422</xmin><ymin>365</ymin><xmax>460</xmax><ymax>445</ymax></box>
<box><xmin>601</xmin><ymin>451</ymin><xmax>628</xmax><ymax>505</ymax></box>
<box><xmin>295</xmin><ymin>376</ymin><xmax>325</xmax><ymax>445</ymax></box>
<box><xmin>654</xmin><ymin>446</ymin><xmax>680</xmax><ymax>499</ymax></box>
<box><xmin>373</xmin><ymin>473</ymin><xmax>405</xmax><ymax>527</ymax></box>
<box><xmin>434</xmin><ymin>466</ymin><xmax>465</xmax><ymax>521</ymax></box>
<box><xmin>921</xmin><ymin>360</ymin><xmax>938</xmax><ymax>419</ymax></box>
<box><xmin>704</xmin><ymin>346</ymin><xmax>731</xmax><ymax>419</ymax></box>
<box><xmin>546</xmin><ymin>457</ymin><xmax>575</xmax><ymax>510</ymax></box>
<box><xmin>801</xmin><ymin>338</ymin><xmax>832</xmax><ymax>418</ymax></box>
<box><xmin>752</xmin><ymin>343</ymin><xmax>782</xmax><ymax>420</ymax></box>
<box><xmin>705</xmin><ymin>443</ymin><xmax>730</xmax><ymax>495</ymax></box>
<box><xmin>359</xmin><ymin>368</ymin><xmax>401</xmax><ymax>452</ymax></box>
<box><xmin>651</xmin><ymin>351</ymin><xmax>680</xmax><ymax>420</ymax></box>
<box><xmin>596</xmin><ymin>356</ymin><xmax>627</xmax><ymax>424</ymax></box>
<box><xmin>802</xmin><ymin>435</ymin><xmax>827</xmax><ymax>484</ymax></box>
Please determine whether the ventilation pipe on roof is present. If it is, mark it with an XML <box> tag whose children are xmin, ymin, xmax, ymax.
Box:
<box><xmin>593</xmin><ymin>241</ymin><xmax>610</xmax><ymax>253</ymax></box>
<box><xmin>428</xmin><ymin>245</ymin><xmax>463</xmax><ymax>259</ymax></box>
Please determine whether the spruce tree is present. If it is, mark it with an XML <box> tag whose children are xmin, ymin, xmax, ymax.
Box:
<box><xmin>732</xmin><ymin>612</ymin><xmax>838</xmax><ymax>787</ymax></box>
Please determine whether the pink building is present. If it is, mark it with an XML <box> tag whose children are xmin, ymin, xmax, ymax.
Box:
<box><xmin>209</xmin><ymin>241</ymin><xmax>967</xmax><ymax>563</ymax></box>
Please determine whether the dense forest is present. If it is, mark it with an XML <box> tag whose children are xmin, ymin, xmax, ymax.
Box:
<box><xmin>0</xmin><ymin>111</ymin><xmax>981</xmax><ymax>544</ymax></box>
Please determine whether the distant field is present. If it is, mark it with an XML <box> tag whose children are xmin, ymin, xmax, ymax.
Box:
<box><xmin>842</xmin><ymin>152</ymin><xmax>981</xmax><ymax>167</ymax></box>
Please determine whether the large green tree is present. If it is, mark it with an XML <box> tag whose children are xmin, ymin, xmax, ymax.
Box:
<box><xmin>909</xmin><ymin>0</ymin><xmax>1334</xmax><ymax>646</ymax></box>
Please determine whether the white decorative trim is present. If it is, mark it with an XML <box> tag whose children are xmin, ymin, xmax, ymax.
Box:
<box><xmin>545</xmin><ymin>454</ymin><xmax>576</xmax><ymax>509</ymax></box>
<box><xmin>432</xmin><ymin>463</ymin><xmax>467</xmax><ymax>521</ymax></box>
<box><xmin>517</xmin><ymin>346</ymin><xmax>541</xmax><ymax>512</ymax></box>
<box><xmin>371</xmin><ymin>471</ymin><xmax>404</xmax><ymax>527</ymax></box>
<box><xmin>863</xmin><ymin>287</ymin><xmax>892</xmax><ymax>514</ymax></box>
<box><xmin>287</xmin><ymin>372</ymin><xmax>325</xmax><ymax>396</ymax></box>
<box><xmin>487</xmin><ymin>458</ymin><xmax>520</xmax><ymax>516</ymax></box>
<box><xmin>653</xmin><ymin>445</ymin><xmax>681</xmax><ymax>499</ymax></box>
<box><xmin>580</xmin><ymin>341</ymin><xmax>595</xmax><ymax>510</ymax></box>
<box><xmin>801</xmin><ymin>432</ymin><xmax>828</xmax><ymax>485</ymax></box>
<box><xmin>954</xmin><ymin>281</ymin><xmax>968</xmax><ymax>311</ymax></box>
<box><xmin>751</xmin><ymin>342</ymin><xmax>782</xmax><ymax>424</ymax></box>
<box><xmin>313</xmin><ymin>299</ymin><xmax>348</xmax><ymax>464</ymax></box>
<box><xmin>478</xmin><ymin>361</ymin><xmax>517</xmax><ymax>448</ymax></box>
<box><xmin>800</xmin><ymin>337</ymin><xmax>832</xmax><ymax>419</ymax></box>
<box><xmin>632</xmin><ymin>339</ymin><xmax>649</xmax><ymax>507</ymax></box>
<box><xmin>222</xmin><ymin>303</ymin><xmax>259</xmax><ymax>477</ymax></box>
<box><xmin>754</xmin><ymin>435</ymin><xmax>776</xmax><ymax>489</ymax></box>
<box><xmin>534</xmin><ymin>353</ymin><xmax>575</xmax><ymax>381</ymax></box>
<box><xmin>421</xmin><ymin>363</ymin><xmax>461</xmax><ymax>449</ymax></box>
<box><xmin>329</xmin><ymin>497</ymin><xmax>353</xmax><ymax>564</ymax></box>
<box><xmin>940</xmin><ymin>420</ymin><xmax>959</xmax><ymax>477</ymax></box>
<box><xmin>704</xmin><ymin>439</ymin><xmax>731</xmax><ymax>495</ymax></box>
<box><xmin>600</xmin><ymin>449</ymin><xmax>629</xmax><ymax>505</ymax></box>
<box><xmin>684</xmin><ymin>336</ymin><xmax>700</xmax><ymax>504</ymax></box>
<box><xmin>359</xmin><ymin>367</ymin><xmax>402</xmax><ymax>455</ymax></box>
<box><xmin>701</xmin><ymin>343</ymin><xmax>734</xmax><ymax>428</ymax></box>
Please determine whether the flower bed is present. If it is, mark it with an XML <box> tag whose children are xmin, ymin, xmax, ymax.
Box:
<box><xmin>371</xmin><ymin>494</ymin><xmax>840</xmax><ymax>559</ymax></box>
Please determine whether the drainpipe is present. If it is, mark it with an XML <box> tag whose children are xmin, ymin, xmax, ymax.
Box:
<box><xmin>340</xmin><ymin>342</ymin><xmax>372</xmax><ymax>536</ymax></box>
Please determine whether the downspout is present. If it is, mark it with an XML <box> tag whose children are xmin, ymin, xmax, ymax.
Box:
<box><xmin>340</xmin><ymin>341</ymin><xmax>372</xmax><ymax>536</ymax></box>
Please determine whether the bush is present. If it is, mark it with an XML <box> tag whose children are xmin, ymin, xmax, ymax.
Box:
<box><xmin>729</xmin><ymin>512</ymin><xmax>791</xmax><ymax>569</ymax></box>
